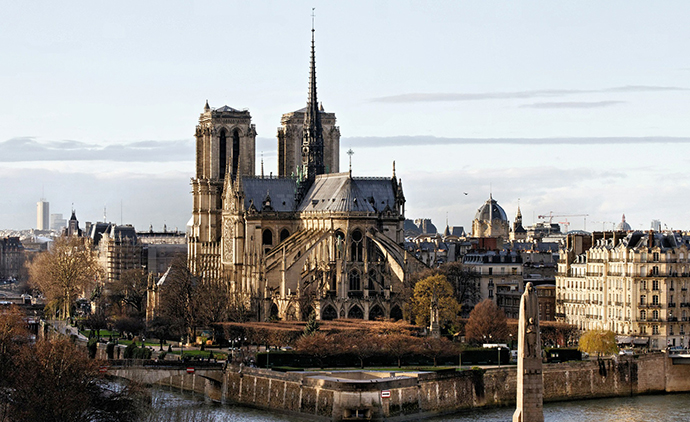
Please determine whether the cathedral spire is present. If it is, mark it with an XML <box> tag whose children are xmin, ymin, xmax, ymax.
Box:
<box><xmin>300</xmin><ymin>10</ymin><xmax>325</xmax><ymax>183</ymax></box>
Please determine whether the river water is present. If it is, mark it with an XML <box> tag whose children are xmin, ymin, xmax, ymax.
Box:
<box><xmin>151</xmin><ymin>386</ymin><xmax>690</xmax><ymax>421</ymax></box>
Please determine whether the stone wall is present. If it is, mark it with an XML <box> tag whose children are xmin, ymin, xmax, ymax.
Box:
<box><xmin>124</xmin><ymin>353</ymin><xmax>690</xmax><ymax>421</ymax></box>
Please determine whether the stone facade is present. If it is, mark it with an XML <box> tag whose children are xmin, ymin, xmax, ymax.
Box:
<box><xmin>187</xmin><ymin>31</ymin><xmax>424</xmax><ymax>322</ymax></box>
<box><xmin>277</xmin><ymin>107</ymin><xmax>340</xmax><ymax>177</ymax></box>
<box><xmin>463</xmin><ymin>250</ymin><xmax>523</xmax><ymax>316</ymax></box>
<box><xmin>557</xmin><ymin>230</ymin><xmax>690</xmax><ymax>350</ymax></box>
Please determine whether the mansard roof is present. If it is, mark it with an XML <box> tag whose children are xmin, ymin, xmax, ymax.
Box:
<box><xmin>298</xmin><ymin>173</ymin><xmax>397</xmax><ymax>213</ymax></box>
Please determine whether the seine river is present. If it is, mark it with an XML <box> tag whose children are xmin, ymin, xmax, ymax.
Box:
<box><xmin>151</xmin><ymin>387</ymin><xmax>690</xmax><ymax>421</ymax></box>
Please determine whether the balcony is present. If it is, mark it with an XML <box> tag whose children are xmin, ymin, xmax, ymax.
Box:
<box><xmin>669</xmin><ymin>303</ymin><xmax>677</xmax><ymax>308</ymax></box>
<box><xmin>668</xmin><ymin>316</ymin><xmax>678</xmax><ymax>322</ymax></box>
<box><xmin>347</xmin><ymin>291</ymin><xmax>363</xmax><ymax>299</ymax></box>
<box><xmin>681</xmin><ymin>303</ymin><xmax>690</xmax><ymax>308</ymax></box>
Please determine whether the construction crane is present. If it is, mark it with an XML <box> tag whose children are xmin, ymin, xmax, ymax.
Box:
<box><xmin>537</xmin><ymin>212</ymin><xmax>590</xmax><ymax>231</ymax></box>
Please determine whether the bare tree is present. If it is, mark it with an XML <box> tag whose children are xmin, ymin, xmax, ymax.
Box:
<box><xmin>109</xmin><ymin>268</ymin><xmax>148</xmax><ymax>318</ymax></box>
<box><xmin>28</xmin><ymin>236</ymin><xmax>102</xmax><ymax>319</ymax></box>
<box><xmin>465</xmin><ymin>299</ymin><xmax>509</xmax><ymax>344</ymax></box>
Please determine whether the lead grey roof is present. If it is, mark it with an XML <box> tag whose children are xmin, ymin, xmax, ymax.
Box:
<box><xmin>215</xmin><ymin>105</ymin><xmax>240</xmax><ymax>112</ymax></box>
<box><xmin>240</xmin><ymin>177</ymin><xmax>297</xmax><ymax>212</ymax></box>
<box><xmin>474</xmin><ymin>196</ymin><xmax>508</xmax><ymax>222</ymax></box>
<box><xmin>298</xmin><ymin>173</ymin><xmax>396</xmax><ymax>213</ymax></box>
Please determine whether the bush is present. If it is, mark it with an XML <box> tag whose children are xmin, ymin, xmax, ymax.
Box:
<box><xmin>86</xmin><ymin>338</ymin><xmax>98</xmax><ymax>359</ymax></box>
<box><xmin>123</xmin><ymin>343</ymin><xmax>152</xmax><ymax>360</ymax></box>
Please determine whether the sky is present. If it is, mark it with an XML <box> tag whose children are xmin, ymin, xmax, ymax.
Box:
<box><xmin>2</xmin><ymin>1</ymin><xmax>690</xmax><ymax>233</ymax></box>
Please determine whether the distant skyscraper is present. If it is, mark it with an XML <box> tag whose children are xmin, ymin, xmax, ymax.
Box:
<box><xmin>37</xmin><ymin>200</ymin><xmax>49</xmax><ymax>230</ymax></box>
<box><xmin>50</xmin><ymin>213</ymin><xmax>67</xmax><ymax>232</ymax></box>
<box><xmin>651</xmin><ymin>219</ymin><xmax>661</xmax><ymax>232</ymax></box>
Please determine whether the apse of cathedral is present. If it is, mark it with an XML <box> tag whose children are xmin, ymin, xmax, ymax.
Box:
<box><xmin>187</xmin><ymin>29</ymin><xmax>424</xmax><ymax>322</ymax></box>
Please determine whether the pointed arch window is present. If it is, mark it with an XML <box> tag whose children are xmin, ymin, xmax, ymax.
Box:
<box><xmin>350</xmin><ymin>229</ymin><xmax>363</xmax><ymax>262</ymax></box>
<box><xmin>231</xmin><ymin>129</ymin><xmax>240</xmax><ymax>180</ymax></box>
<box><xmin>349</xmin><ymin>270</ymin><xmax>361</xmax><ymax>291</ymax></box>
<box><xmin>219</xmin><ymin>129</ymin><xmax>227</xmax><ymax>178</ymax></box>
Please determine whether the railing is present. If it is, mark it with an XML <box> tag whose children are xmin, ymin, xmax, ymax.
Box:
<box><xmin>669</xmin><ymin>303</ymin><xmax>677</xmax><ymax>308</ymax></box>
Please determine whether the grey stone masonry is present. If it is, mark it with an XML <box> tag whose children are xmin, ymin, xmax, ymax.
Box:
<box><xmin>514</xmin><ymin>282</ymin><xmax>544</xmax><ymax>422</ymax></box>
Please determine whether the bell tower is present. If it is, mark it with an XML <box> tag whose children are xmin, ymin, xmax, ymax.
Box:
<box><xmin>189</xmin><ymin>101</ymin><xmax>256</xmax><ymax>278</ymax></box>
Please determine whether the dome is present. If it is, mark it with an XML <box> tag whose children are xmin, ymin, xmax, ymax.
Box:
<box><xmin>616</xmin><ymin>214</ymin><xmax>632</xmax><ymax>231</ymax></box>
<box><xmin>474</xmin><ymin>195</ymin><xmax>508</xmax><ymax>222</ymax></box>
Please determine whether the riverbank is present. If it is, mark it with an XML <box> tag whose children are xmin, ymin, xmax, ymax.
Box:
<box><xmin>133</xmin><ymin>352</ymin><xmax>690</xmax><ymax>421</ymax></box>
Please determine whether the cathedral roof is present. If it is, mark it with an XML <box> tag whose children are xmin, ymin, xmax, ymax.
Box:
<box><xmin>241</xmin><ymin>177</ymin><xmax>298</xmax><ymax>212</ymax></box>
<box><xmin>299</xmin><ymin>173</ymin><xmax>397</xmax><ymax>213</ymax></box>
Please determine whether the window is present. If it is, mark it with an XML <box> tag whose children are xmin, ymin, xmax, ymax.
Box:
<box><xmin>640</xmin><ymin>295</ymin><xmax>646</xmax><ymax>305</ymax></box>
<box><xmin>219</xmin><ymin>129</ymin><xmax>227</xmax><ymax>178</ymax></box>
<box><xmin>280</xmin><ymin>229</ymin><xmax>290</xmax><ymax>242</ymax></box>
<box><xmin>349</xmin><ymin>270</ymin><xmax>361</xmax><ymax>291</ymax></box>
<box><xmin>652</xmin><ymin>266</ymin><xmax>659</xmax><ymax>276</ymax></box>
<box><xmin>640</xmin><ymin>310</ymin><xmax>646</xmax><ymax>321</ymax></box>
<box><xmin>653</xmin><ymin>252</ymin><xmax>660</xmax><ymax>262</ymax></box>
<box><xmin>488</xmin><ymin>289</ymin><xmax>494</xmax><ymax>298</ymax></box>
<box><xmin>653</xmin><ymin>280</ymin><xmax>659</xmax><ymax>291</ymax></box>
<box><xmin>641</xmin><ymin>280</ymin><xmax>647</xmax><ymax>290</ymax></box>
<box><xmin>350</xmin><ymin>230</ymin><xmax>364</xmax><ymax>262</ymax></box>
<box><xmin>488</xmin><ymin>268</ymin><xmax>493</xmax><ymax>275</ymax></box>
<box><xmin>653</xmin><ymin>295</ymin><xmax>659</xmax><ymax>305</ymax></box>
<box><xmin>652</xmin><ymin>325</ymin><xmax>659</xmax><ymax>335</ymax></box>
<box><xmin>641</xmin><ymin>325</ymin><xmax>647</xmax><ymax>334</ymax></box>
<box><xmin>652</xmin><ymin>310</ymin><xmax>659</xmax><ymax>321</ymax></box>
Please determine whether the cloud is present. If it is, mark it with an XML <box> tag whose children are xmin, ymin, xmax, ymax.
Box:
<box><xmin>370</xmin><ymin>85</ymin><xmax>687</xmax><ymax>103</ymax></box>
<box><xmin>0</xmin><ymin>137</ymin><xmax>194</xmax><ymax>162</ymax></box>
<box><xmin>519</xmin><ymin>101</ymin><xmax>625</xmax><ymax>109</ymax></box>
<box><xmin>342</xmin><ymin>136</ymin><xmax>690</xmax><ymax>148</ymax></box>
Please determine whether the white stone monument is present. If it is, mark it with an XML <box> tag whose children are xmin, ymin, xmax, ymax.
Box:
<box><xmin>513</xmin><ymin>282</ymin><xmax>544</xmax><ymax>422</ymax></box>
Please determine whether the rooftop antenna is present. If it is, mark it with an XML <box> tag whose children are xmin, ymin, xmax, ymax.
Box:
<box><xmin>103</xmin><ymin>206</ymin><xmax>107</xmax><ymax>223</ymax></box>
<box><xmin>261</xmin><ymin>151</ymin><xmax>264</xmax><ymax>178</ymax></box>
<box><xmin>311</xmin><ymin>7</ymin><xmax>315</xmax><ymax>31</ymax></box>
<box><xmin>347</xmin><ymin>148</ymin><xmax>354</xmax><ymax>177</ymax></box>
<box><xmin>120</xmin><ymin>200</ymin><xmax>123</xmax><ymax>226</ymax></box>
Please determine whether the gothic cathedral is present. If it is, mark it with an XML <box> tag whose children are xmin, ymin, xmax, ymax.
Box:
<box><xmin>187</xmin><ymin>29</ymin><xmax>425</xmax><ymax>321</ymax></box>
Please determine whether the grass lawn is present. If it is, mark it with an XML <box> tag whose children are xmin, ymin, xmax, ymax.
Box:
<box><xmin>81</xmin><ymin>329</ymin><xmax>120</xmax><ymax>338</ymax></box>
<box><xmin>168</xmin><ymin>350</ymin><xmax>228</xmax><ymax>359</ymax></box>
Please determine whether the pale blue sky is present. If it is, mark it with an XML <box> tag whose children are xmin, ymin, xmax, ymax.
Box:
<box><xmin>2</xmin><ymin>1</ymin><xmax>690</xmax><ymax>232</ymax></box>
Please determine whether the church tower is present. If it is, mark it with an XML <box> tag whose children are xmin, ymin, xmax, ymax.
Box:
<box><xmin>189</xmin><ymin>102</ymin><xmax>256</xmax><ymax>278</ymax></box>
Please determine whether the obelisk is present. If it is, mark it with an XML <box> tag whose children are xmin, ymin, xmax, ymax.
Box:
<box><xmin>513</xmin><ymin>282</ymin><xmax>544</xmax><ymax>422</ymax></box>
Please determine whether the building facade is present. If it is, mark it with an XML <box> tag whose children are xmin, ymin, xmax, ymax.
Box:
<box><xmin>556</xmin><ymin>231</ymin><xmax>690</xmax><ymax>350</ymax></box>
<box><xmin>463</xmin><ymin>250</ymin><xmax>523</xmax><ymax>317</ymax></box>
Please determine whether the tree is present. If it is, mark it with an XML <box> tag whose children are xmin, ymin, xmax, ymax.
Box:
<box><xmin>109</xmin><ymin>268</ymin><xmax>148</xmax><ymax>318</ymax></box>
<box><xmin>541</xmin><ymin>321</ymin><xmax>580</xmax><ymax>348</ymax></box>
<box><xmin>438</xmin><ymin>262</ymin><xmax>481</xmax><ymax>316</ymax></box>
<box><xmin>335</xmin><ymin>331</ymin><xmax>382</xmax><ymax>369</ymax></box>
<box><xmin>382</xmin><ymin>333</ymin><xmax>421</xmax><ymax>368</ymax></box>
<box><xmin>419</xmin><ymin>337</ymin><xmax>455</xmax><ymax>367</ymax></box>
<box><xmin>157</xmin><ymin>258</ymin><xmax>204</xmax><ymax>343</ymax></box>
<box><xmin>465</xmin><ymin>299</ymin><xmax>509</xmax><ymax>344</ymax></box>
<box><xmin>28</xmin><ymin>236</ymin><xmax>102</xmax><ymax>319</ymax></box>
<box><xmin>410</xmin><ymin>274</ymin><xmax>459</xmax><ymax>327</ymax></box>
<box><xmin>578</xmin><ymin>329</ymin><xmax>618</xmax><ymax>358</ymax></box>
<box><xmin>0</xmin><ymin>310</ymin><xmax>145</xmax><ymax>422</ymax></box>
<box><xmin>302</xmin><ymin>311</ymin><xmax>319</xmax><ymax>337</ymax></box>
<box><xmin>295</xmin><ymin>332</ymin><xmax>337</xmax><ymax>368</ymax></box>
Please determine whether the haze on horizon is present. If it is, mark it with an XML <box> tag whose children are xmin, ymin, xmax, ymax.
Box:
<box><xmin>2</xmin><ymin>1</ymin><xmax>690</xmax><ymax>233</ymax></box>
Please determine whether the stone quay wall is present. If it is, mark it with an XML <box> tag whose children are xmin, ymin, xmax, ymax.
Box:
<box><xmin>142</xmin><ymin>353</ymin><xmax>690</xmax><ymax>421</ymax></box>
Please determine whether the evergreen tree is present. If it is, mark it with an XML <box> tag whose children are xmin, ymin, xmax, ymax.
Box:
<box><xmin>303</xmin><ymin>311</ymin><xmax>320</xmax><ymax>337</ymax></box>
